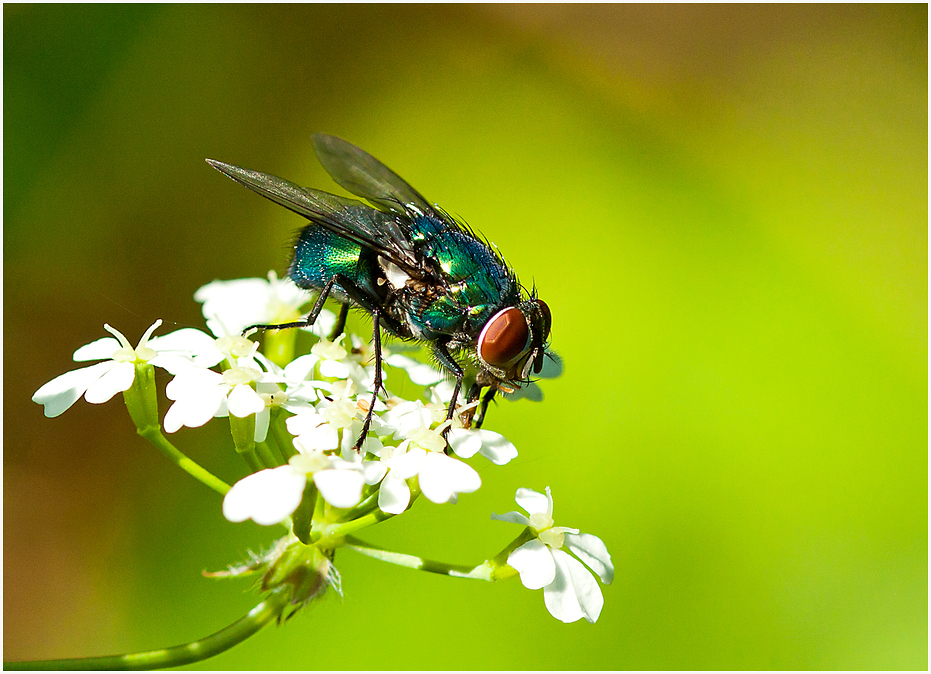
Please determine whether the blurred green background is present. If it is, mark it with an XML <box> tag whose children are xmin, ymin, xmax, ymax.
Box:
<box><xmin>4</xmin><ymin>5</ymin><xmax>926</xmax><ymax>670</ymax></box>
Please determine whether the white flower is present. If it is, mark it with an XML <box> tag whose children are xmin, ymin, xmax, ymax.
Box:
<box><xmin>223</xmin><ymin>438</ymin><xmax>387</xmax><ymax>525</ymax></box>
<box><xmin>287</xmin><ymin>410</ymin><xmax>342</xmax><ymax>452</ymax></box>
<box><xmin>310</xmin><ymin>337</ymin><xmax>350</xmax><ymax>378</ymax></box>
<box><xmin>277</xmin><ymin>354</ymin><xmax>330</xmax><ymax>411</ymax></box>
<box><xmin>287</xmin><ymin>379</ymin><xmax>379</xmax><ymax>451</ymax></box>
<box><xmin>287</xmin><ymin>406</ymin><xmax>383</xmax><ymax>506</ymax></box>
<box><xmin>289</xmin><ymin>448</ymin><xmax>375</xmax><ymax>509</ymax></box>
<box><xmin>32</xmin><ymin>320</ymin><xmax>222</xmax><ymax>418</ymax></box>
<box><xmin>379</xmin><ymin>400</ymin><xmax>445</xmax><ymax>437</ymax></box>
<box><xmin>381</xmin><ymin>396</ymin><xmax>517</xmax><ymax>466</ymax></box>
<box><xmin>320</xmin><ymin>335</ymin><xmax>384</xmax><ymax>396</ymax></box>
<box><xmin>249</xmin><ymin>353</ymin><xmax>331</xmax><ymax>441</ymax></box>
<box><xmin>447</xmin><ymin>428</ymin><xmax>518</xmax><ymax>465</ymax></box>
<box><xmin>195</xmin><ymin>271</ymin><xmax>336</xmax><ymax>338</ymax></box>
<box><xmin>492</xmin><ymin>487</ymin><xmax>613</xmax><ymax>624</ymax></box>
<box><xmin>369</xmin><ymin>402</ymin><xmax>481</xmax><ymax>512</ymax></box>
<box><xmin>163</xmin><ymin>355</ymin><xmax>278</xmax><ymax>433</ymax></box>
<box><xmin>383</xmin><ymin>351</ymin><xmax>445</xmax><ymax>387</ymax></box>
<box><xmin>222</xmin><ymin>465</ymin><xmax>307</xmax><ymax>526</ymax></box>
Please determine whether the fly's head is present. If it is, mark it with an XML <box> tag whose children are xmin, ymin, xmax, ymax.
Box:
<box><xmin>475</xmin><ymin>296</ymin><xmax>551</xmax><ymax>389</ymax></box>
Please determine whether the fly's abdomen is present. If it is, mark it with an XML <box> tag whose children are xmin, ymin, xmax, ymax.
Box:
<box><xmin>289</xmin><ymin>227</ymin><xmax>383</xmax><ymax>304</ymax></box>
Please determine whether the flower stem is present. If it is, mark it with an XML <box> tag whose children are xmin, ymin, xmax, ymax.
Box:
<box><xmin>344</xmin><ymin>536</ymin><xmax>497</xmax><ymax>580</ymax></box>
<box><xmin>269</xmin><ymin>408</ymin><xmax>296</xmax><ymax>459</ymax></box>
<box><xmin>255</xmin><ymin>441</ymin><xmax>278</xmax><ymax>469</ymax></box>
<box><xmin>123</xmin><ymin>362</ymin><xmax>229</xmax><ymax>496</ymax></box>
<box><xmin>136</xmin><ymin>425</ymin><xmax>229</xmax><ymax>496</ymax></box>
<box><xmin>4</xmin><ymin>587</ymin><xmax>290</xmax><ymax>670</ymax></box>
<box><xmin>343</xmin><ymin>526</ymin><xmax>536</xmax><ymax>582</ymax></box>
<box><xmin>316</xmin><ymin>507</ymin><xmax>395</xmax><ymax>542</ymax></box>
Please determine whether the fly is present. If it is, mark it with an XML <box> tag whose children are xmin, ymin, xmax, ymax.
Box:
<box><xmin>207</xmin><ymin>134</ymin><xmax>552</xmax><ymax>450</ymax></box>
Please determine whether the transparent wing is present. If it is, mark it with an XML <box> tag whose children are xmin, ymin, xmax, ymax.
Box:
<box><xmin>312</xmin><ymin>133</ymin><xmax>438</xmax><ymax>219</ymax></box>
<box><xmin>206</xmin><ymin>159</ymin><xmax>419</xmax><ymax>271</ymax></box>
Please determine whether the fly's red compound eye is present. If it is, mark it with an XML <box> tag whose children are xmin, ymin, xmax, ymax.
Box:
<box><xmin>478</xmin><ymin>307</ymin><xmax>531</xmax><ymax>367</ymax></box>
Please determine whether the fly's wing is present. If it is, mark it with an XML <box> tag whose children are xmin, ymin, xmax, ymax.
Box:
<box><xmin>206</xmin><ymin>159</ymin><xmax>419</xmax><ymax>272</ymax></box>
<box><xmin>312</xmin><ymin>134</ymin><xmax>440</xmax><ymax>220</ymax></box>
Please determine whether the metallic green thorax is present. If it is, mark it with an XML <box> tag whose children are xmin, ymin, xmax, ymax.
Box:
<box><xmin>404</xmin><ymin>215</ymin><xmax>518</xmax><ymax>341</ymax></box>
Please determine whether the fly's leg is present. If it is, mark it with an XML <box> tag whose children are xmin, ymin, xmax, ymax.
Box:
<box><xmin>433</xmin><ymin>341</ymin><xmax>464</xmax><ymax>445</ymax></box>
<box><xmin>459</xmin><ymin>383</ymin><xmax>495</xmax><ymax>429</ymax></box>
<box><xmin>459</xmin><ymin>382</ymin><xmax>483</xmax><ymax>429</ymax></box>
<box><xmin>242</xmin><ymin>276</ymin><xmax>342</xmax><ymax>337</ymax></box>
<box><xmin>473</xmin><ymin>387</ymin><xmax>497</xmax><ymax>429</ymax></box>
<box><xmin>328</xmin><ymin>303</ymin><xmax>350</xmax><ymax>341</ymax></box>
<box><xmin>353</xmin><ymin>306</ymin><xmax>384</xmax><ymax>452</ymax></box>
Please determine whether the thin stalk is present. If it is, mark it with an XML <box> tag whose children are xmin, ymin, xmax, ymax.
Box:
<box><xmin>255</xmin><ymin>441</ymin><xmax>278</xmax><ymax>469</ymax></box>
<box><xmin>343</xmin><ymin>526</ymin><xmax>537</xmax><ymax>583</ymax></box>
<box><xmin>4</xmin><ymin>587</ymin><xmax>290</xmax><ymax>670</ymax></box>
<box><xmin>344</xmin><ymin>536</ymin><xmax>496</xmax><ymax>580</ymax></box>
<box><xmin>123</xmin><ymin>363</ymin><xmax>229</xmax><ymax>496</ymax></box>
<box><xmin>269</xmin><ymin>408</ymin><xmax>296</xmax><ymax>459</ymax></box>
<box><xmin>137</xmin><ymin>425</ymin><xmax>230</xmax><ymax>496</ymax></box>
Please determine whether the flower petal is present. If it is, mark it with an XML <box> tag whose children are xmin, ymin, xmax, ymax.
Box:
<box><xmin>545</xmin><ymin>549</ymin><xmax>603</xmax><ymax>623</ymax></box>
<box><xmin>446</xmin><ymin>428</ymin><xmax>481</xmax><ymax>458</ymax></box>
<box><xmin>293</xmin><ymin>423</ymin><xmax>340</xmax><ymax>453</ymax></box>
<box><xmin>507</xmin><ymin>539</ymin><xmax>556</xmax><ymax>590</ymax></box>
<box><xmin>314</xmin><ymin>467</ymin><xmax>364</xmax><ymax>508</ymax></box>
<box><xmin>515</xmin><ymin>487</ymin><xmax>550</xmax><ymax>517</ymax></box>
<box><xmin>386</xmin><ymin>445</ymin><xmax>426</xmax><ymax>479</ymax></box>
<box><xmin>165</xmin><ymin>368</ymin><xmax>222</xmax><ymax>401</ymax></box>
<box><xmin>541</xmin><ymin>550</ymin><xmax>585</xmax><ymax>623</ymax></box>
<box><xmin>490</xmin><ymin>510</ymin><xmax>531</xmax><ymax>526</ymax></box>
<box><xmin>32</xmin><ymin>362</ymin><xmax>113</xmax><ymax>417</ymax></box>
<box><xmin>565</xmin><ymin>532</ymin><xmax>614</xmax><ymax>585</ymax></box>
<box><xmin>222</xmin><ymin>466</ymin><xmax>306</xmax><ymax>525</ymax></box>
<box><xmin>163</xmin><ymin>387</ymin><xmax>226</xmax><ymax>432</ymax></box>
<box><xmin>72</xmin><ymin>337</ymin><xmax>121</xmax><ymax>362</ymax></box>
<box><xmin>474</xmin><ymin>429</ymin><xmax>517</xmax><ymax>465</ymax></box>
<box><xmin>149</xmin><ymin>328</ymin><xmax>224</xmax><ymax>367</ymax></box>
<box><xmin>227</xmin><ymin>383</ymin><xmax>264</xmax><ymax>417</ymax></box>
<box><xmin>418</xmin><ymin>453</ymin><xmax>481</xmax><ymax>504</ymax></box>
<box><xmin>283</xmin><ymin>354</ymin><xmax>320</xmax><ymax>382</ymax></box>
<box><xmin>83</xmin><ymin>361</ymin><xmax>135</xmax><ymax>404</ymax></box>
<box><xmin>319</xmin><ymin>359</ymin><xmax>350</xmax><ymax>379</ymax></box>
<box><xmin>384</xmin><ymin>353</ymin><xmax>444</xmax><ymax>386</ymax></box>
<box><xmin>362</xmin><ymin>460</ymin><xmax>388</xmax><ymax>485</ymax></box>
<box><xmin>378</xmin><ymin>473</ymin><xmax>411</xmax><ymax>514</ymax></box>
<box><xmin>196</xmin><ymin>275</ymin><xmax>318</xmax><ymax>337</ymax></box>
<box><xmin>253</xmin><ymin>407</ymin><xmax>270</xmax><ymax>443</ymax></box>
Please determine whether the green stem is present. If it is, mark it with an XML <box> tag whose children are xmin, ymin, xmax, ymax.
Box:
<box><xmin>137</xmin><ymin>426</ymin><xmax>229</xmax><ymax>496</ymax></box>
<box><xmin>4</xmin><ymin>587</ymin><xmax>290</xmax><ymax>670</ymax></box>
<box><xmin>343</xmin><ymin>526</ymin><xmax>538</xmax><ymax>583</ymax></box>
<box><xmin>263</xmin><ymin>433</ymin><xmax>286</xmax><ymax>466</ymax></box>
<box><xmin>255</xmin><ymin>441</ymin><xmax>278</xmax><ymax>468</ymax></box>
<box><xmin>315</xmin><ymin>481</ymin><xmax>421</xmax><ymax>542</ymax></box>
<box><xmin>344</xmin><ymin>536</ymin><xmax>496</xmax><ymax>580</ymax></box>
<box><xmin>240</xmin><ymin>448</ymin><xmax>263</xmax><ymax>473</ymax></box>
<box><xmin>123</xmin><ymin>362</ymin><xmax>229</xmax><ymax>496</ymax></box>
<box><xmin>317</xmin><ymin>507</ymin><xmax>395</xmax><ymax>542</ymax></box>
<box><xmin>337</xmin><ymin>490</ymin><xmax>380</xmax><ymax>522</ymax></box>
<box><xmin>269</xmin><ymin>408</ymin><xmax>296</xmax><ymax>459</ymax></box>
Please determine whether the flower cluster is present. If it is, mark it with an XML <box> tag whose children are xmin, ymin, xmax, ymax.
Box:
<box><xmin>32</xmin><ymin>272</ymin><xmax>611</xmax><ymax>625</ymax></box>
